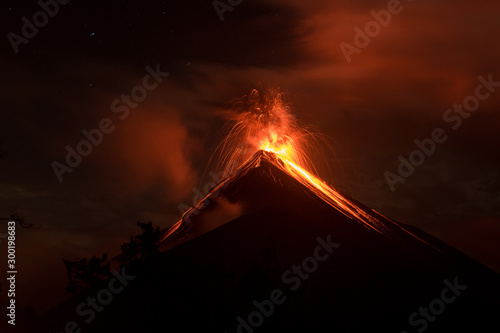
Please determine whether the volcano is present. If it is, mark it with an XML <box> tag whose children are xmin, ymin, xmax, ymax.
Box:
<box><xmin>35</xmin><ymin>150</ymin><xmax>500</xmax><ymax>333</ymax></box>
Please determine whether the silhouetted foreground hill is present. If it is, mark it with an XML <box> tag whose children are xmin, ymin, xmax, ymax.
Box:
<box><xmin>27</xmin><ymin>151</ymin><xmax>500</xmax><ymax>332</ymax></box>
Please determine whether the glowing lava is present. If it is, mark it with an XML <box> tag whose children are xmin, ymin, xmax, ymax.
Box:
<box><xmin>212</xmin><ymin>88</ymin><xmax>320</xmax><ymax>178</ymax></box>
<box><xmin>208</xmin><ymin>88</ymin><xmax>390</xmax><ymax>234</ymax></box>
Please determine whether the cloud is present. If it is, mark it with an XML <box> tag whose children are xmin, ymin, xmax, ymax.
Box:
<box><xmin>102</xmin><ymin>108</ymin><xmax>196</xmax><ymax>202</ymax></box>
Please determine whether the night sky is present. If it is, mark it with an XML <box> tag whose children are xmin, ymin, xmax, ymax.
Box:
<box><xmin>1</xmin><ymin>0</ymin><xmax>500</xmax><ymax>313</ymax></box>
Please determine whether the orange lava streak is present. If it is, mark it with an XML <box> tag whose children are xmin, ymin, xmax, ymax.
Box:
<box><xmin>266</xmin><ymin>148</ymin><xmax>381</xmax><ymax>230</ymax></box>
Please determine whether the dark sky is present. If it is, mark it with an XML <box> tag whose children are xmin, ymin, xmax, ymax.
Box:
<box><xmin>1</xmin><ymin>0</ymin><xmax>499</xmax><ymax>312</ymax></box>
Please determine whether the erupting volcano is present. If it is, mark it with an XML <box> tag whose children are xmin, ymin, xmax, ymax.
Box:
<box><xmin>162</xmin><ymin>89</ymin><xmax>394</xmax><ymax>244</ymax></box>
<box><xmin>36</xmin><ymin>89</ymin><xmax>500</xmax><ymax>333</ymax></box>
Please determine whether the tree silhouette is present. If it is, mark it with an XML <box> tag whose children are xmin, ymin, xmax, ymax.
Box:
<box><xmin>63</xmin><ymin>254</ymin><xmax>111</xmax><ymax>297</ymax></box>
<box><xmin>120</xmin><ymin>221</ymin><xmax>162</xmax><ymax>269</ymax></box>
<box><xmin>63</xmin><ymin>221</ymin><xmax>162</xmax><ymax>296</ymax></box>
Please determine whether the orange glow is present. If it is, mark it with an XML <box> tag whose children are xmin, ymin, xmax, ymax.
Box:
<box><xmin>210</xmin><ymin>88</ymin><xmax>391</xmax><ymax>234</ymax></box>
<box><xmin>211</xmin><ymin>88</ymin><xmax>320</xmax><ymax>179</ymax></box>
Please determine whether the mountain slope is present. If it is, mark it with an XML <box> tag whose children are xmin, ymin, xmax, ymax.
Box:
<box><xmin>32</xmin><ymin>150</ymin><xmax>500</xmax><ymax>333</ymax></box>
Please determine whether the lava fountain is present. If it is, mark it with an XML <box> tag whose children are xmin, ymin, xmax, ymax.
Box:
<box><xmin>211</xmin><ymin>88</ymin><xmax>325</xmax><ymax>179</ymax></box>
<box><xmin>205</xmin><ymin>88</ymin><xmax>390</xmax><ymax>234</ymax></box>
